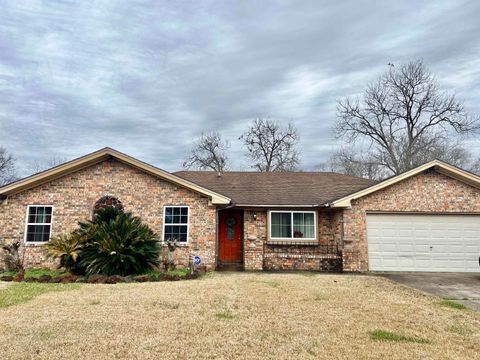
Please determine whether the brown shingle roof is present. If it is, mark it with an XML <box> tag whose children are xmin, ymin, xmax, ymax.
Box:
<box><xmin>174</xmin><ymin>171</ymin><xmax>376</xmax><ymax>206</ymax></box>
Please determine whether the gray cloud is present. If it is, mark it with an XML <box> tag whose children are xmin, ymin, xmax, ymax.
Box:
<box><xmin>0</xmin><ymin>0</ymin><xmax>479</xmax><ymax>175</ymax></box>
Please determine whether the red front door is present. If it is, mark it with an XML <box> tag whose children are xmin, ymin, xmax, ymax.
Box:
<box><xmin>219</xmin><ymin>210</ymin><xmax>243</xmax><ymax>261</ymax></box>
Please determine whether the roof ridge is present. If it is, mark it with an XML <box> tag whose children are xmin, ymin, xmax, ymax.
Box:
<box><xmin>174</xmin><ymin>170</ymin><xmax>374</xmax><ymax>179</ymax></box>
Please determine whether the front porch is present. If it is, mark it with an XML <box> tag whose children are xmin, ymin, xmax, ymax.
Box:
<box><xmin>216</xmin><ymin>208</ymin><xmax>344</xmax><ymax>272</ymax></box>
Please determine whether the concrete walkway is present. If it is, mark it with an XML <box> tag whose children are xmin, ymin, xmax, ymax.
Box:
<box><xmin>379</xmin><ymin>272</ymin><xmax>480</xmax><ymax>311</ymax></box>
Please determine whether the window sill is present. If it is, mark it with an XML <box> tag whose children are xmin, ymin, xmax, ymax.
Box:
<box><xmin>24</xmin><ymin>242</ymin><xmax>48</xmax><ymax>247</ymax></box>
<box><xmin>161</xmin><ymin>242</ymin><xmax>189</xmax><ymax>247</ymax></box>
<box><xmin>267</xmin><ymin>240</ymin><xmax>319</xmax><ymax>246</ymax></box>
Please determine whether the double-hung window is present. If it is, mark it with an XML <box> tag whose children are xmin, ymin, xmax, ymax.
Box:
<box><xmin>24</xmin><ymin>205</ymin><xmax>53</xmax><ymax>243</ymax></box>
<box><xmin>269</xmin><ymin>210</ymin><xmax>316</xmax><ymax>241</ymax></box>
<box><xmin>163</xmin><ymin>206</ymin><xmax>189</xmax><ymax>243</ymax></box>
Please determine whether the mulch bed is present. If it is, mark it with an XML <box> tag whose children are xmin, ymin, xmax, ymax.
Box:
<box><xmin>0</xmin><ymin>272</ymin><xmax>199</xmax><ymax>284</ymax></box>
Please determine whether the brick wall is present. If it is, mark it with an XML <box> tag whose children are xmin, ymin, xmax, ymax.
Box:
<box><xmin>4</xmin><ymin>163</ymin><xmax>469</xmax><ymax>274</ymax></box>
<box><xmin>243</xmin><ymin>210</ymin><xmax>267</xmax><ymax>270</ymax></box>
<box><xmin>342</xmin><ymin>169</ymin><xmax>480</xmax><ymax>271</ymax></box>
<box><xmin>0</xmin><ymin>159</ymin><xmax>217</xmax><ymax>270</ymax></box>
<box><xmin>243</xmin><ymin>209</ymin><xmax>343</xmax><ymax>271</ymax></box>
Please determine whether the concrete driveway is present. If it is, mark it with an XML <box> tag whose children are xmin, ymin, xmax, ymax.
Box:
<box><xmin>379</xmin><ymin>272</ymin><xmax>480</xmax><ymax>311</ymax></box>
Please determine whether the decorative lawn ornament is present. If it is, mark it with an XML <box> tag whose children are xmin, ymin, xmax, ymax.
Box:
<box><xmin>194</xmin><ymin>256</ymin><xmax>201</xmax><ymax>265</ymax></box>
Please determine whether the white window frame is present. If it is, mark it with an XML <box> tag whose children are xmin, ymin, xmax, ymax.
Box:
<box><xmin>24</xmin><ymin>205</ymin><xmax>54</xmax><ymax>245</ymax></box>
<box><xmin>268</xmin><ymin>210</ymin><xmax>317</xmax><ymax>241</ymax></box>
<box><xmin>162</xmin><ymin>205</ymin><xmax>190</xmax><ymax>244</ymax></box>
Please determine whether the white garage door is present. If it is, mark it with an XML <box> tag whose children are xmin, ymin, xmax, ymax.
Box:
<box><xmin>367</xmin><ymin>214</ymin><xmax>480</xmax><ymax>272</ymax></box>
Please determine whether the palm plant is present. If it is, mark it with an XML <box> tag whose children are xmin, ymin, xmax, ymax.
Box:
<box><xmin>79</xmin><ymin>209</ymin><xmax>160</xmax><ymax>276</ymax></box>
<box><xmin>44</xmin><ymin>231</ymin><xmax>85</xmax><ymax>274</ymax></box>
<box><xmin>78</xmin><ymin>206</ymin><xmax>120</xmax><ymax>238</ymax></box>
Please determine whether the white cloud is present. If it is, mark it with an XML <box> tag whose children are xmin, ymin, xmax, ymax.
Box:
<box><xmin>0</xmin><ymin>0</ymin><xmax>479</xmax><ymax>174</ymax></box>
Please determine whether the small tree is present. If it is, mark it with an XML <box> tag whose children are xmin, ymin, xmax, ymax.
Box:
<box><xmin>183</xmin><ymin>131</ymin><xmax>229</xmax><ymax>171</ymax></box>
<box><xmin>161</xmin><ymin>238</ymin><xmax>178</xmax><ymax>271</ymax></box>
<box><xmin>1</xmin><ymin>241</ymin><xmax>24</xmax><ymax>272</ymax></box>
<box><xmin>240</xmin><ymin>118</ymin><xmax>300</xmax><ymax>172</ymax></box>
<box><xmin>334</xmin><ymin>60</ymin><xmax>478</xmax><ymax>178</ymax></box>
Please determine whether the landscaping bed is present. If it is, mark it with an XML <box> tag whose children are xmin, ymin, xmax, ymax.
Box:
<box><xmin>1</xmin><ymin>207</ymin><xmax>202</xmax><ymax>285</ymax></box>
<box><xmin>0</xmin><ymin>268</ymin><xmax>199</xmax><ymax>284</ymax></box>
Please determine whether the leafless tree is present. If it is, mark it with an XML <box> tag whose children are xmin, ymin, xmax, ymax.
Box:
<box><xmin>328</xmin><ymin>148</ymin><xmax>386</xmax><ymax>180</ymax></box>
<box><xmin>183</xmin><ymin>131</ymin><xmax>229</xmax><ymax>172</ymax></box>
<box><xmin>26</xmin><ymin>156</ymin><xmax>68</xmax><ymax>175</ymax></box>
<box><xmin>328</xmin><ymin>139</ymin><xmax>479</xmax><ymax>180</ymax></box>
<box><xmin>334</xmin><ymin>60</ymin><xmax>479</xmax><ymax>178</ymax></box>
<box><xmin>313</xmin><ymin>162</ymin><xmax>329</xmax><ymax>172</ymax></box>
<box><xmin>469</xmin><ymin>158</ymin><xmax>480</xmax><ymax>175</ymax></box>
<box><xmin>240</xmin><ymin>118</ymin><xmax>300</xmax><ymax>172</ymax></box>
<box><xmin>0</xmin><ymin>147</ymin><xmax>17</xmax><ymax>186</ymax></box>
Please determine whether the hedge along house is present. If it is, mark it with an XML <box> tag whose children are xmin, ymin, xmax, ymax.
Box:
<box><xmin>1</xmin><ymin>147</ymin><xmax>480</xmax><ymax>272</ymax></box>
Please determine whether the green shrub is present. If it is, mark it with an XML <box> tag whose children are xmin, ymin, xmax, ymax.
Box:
<box><xmin>42</xmin><ymin>207</ymin><xmax>160</xmax><ymax>277</ymax></box>
<box><xmin>79</xmin><ymin>208</ymin><xmax>160</xmax><ymax>276</ymax></box>
<box><xmin>44</xmin><ymin>232</ymin><xmax>85</xmax><ymax>274</ymax></box>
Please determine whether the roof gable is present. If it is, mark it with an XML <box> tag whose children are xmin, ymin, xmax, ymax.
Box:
<box><xmin>0</xmin><ymin>148</ymin><xmax>230</xmax><ymax>205</ymax></box>
<box><xmin>331</xmin><ymin>160</ymin><xmax>480</xmax><ymax>207</ymax></box>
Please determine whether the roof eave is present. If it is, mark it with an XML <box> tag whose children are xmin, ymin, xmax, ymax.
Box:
<box><xmin>330</xmin><ymin>160</ymin><xmax>480</xmax><ymax>208</ymax></box>
<box><xmin>0</xmin><ymin>147</ymin><xmax>231</xmax><ymax>205</ymax></box>
<box><xmin>232</xmin><ymin>203</ymin><xmax>324</xmax><ymax>208</ymax></box>
<box><xmin>0</xmin><ymin>149</ymin><xmax>110</xmax><ymax>195</ymax></box>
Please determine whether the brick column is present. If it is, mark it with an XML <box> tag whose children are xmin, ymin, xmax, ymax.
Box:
<box><xmin>243</xmin><ymin>210</ymin><xmax>266</xmax><ymax>270</ymax></box>
<box><xmin>341</xmin><ymin>206</ymin><xmax>367</xmax><ymax>272</ymax></box>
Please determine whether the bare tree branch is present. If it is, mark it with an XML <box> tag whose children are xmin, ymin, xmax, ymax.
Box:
<box><xmin>239</xmin><ymin>118</ymin><xmax>300</xmax><ymax>172</ymax></box>
<box><xmin>334</xmin><ymin>60</ymin><xmax>479</xmax><ymax>177</ymax></box>
<box><xmin>0</xmin><ymin>147</ymin><xmax>17</xmax><ymax>186</ymax></box>
<box><xmin>26</xmin><ymin>156</ymin><xmax>68</xmax><ymax>175</ymax></box>
<box><xmin>327</xmin><ymin>148</ymin><xmax>388</xmax><ymax>180</ymax></box>
<box><xmin>183</xmin><ymin>131</ymin><xmax>229</xmax><ymax>172</ymax></box>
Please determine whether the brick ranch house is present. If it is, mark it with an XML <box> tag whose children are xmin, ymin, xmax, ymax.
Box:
<box><xmin>1</xmin><ymin>147</ymin><xmax>479</xmax><ymax>273</ymax></box>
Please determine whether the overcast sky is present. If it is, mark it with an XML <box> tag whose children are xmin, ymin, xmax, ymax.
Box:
<box><xmin>1</xmin><ymin>0</ymin><xmax>479</xmax><ymax>175</ymax></box>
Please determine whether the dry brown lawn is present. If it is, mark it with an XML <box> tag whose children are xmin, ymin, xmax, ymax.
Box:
<box><xmin>0</xmin><ymin>272</ymin><xmax>479</xmax><ymax>359</ymax></box>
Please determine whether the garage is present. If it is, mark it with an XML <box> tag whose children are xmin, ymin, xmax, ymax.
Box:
<box><xmin>367</xmin><ymin>213</ymin><xmax>480</xmax><ymax>272</ymax></box>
